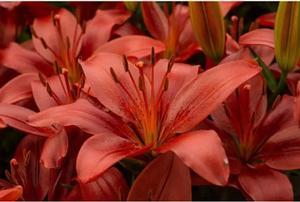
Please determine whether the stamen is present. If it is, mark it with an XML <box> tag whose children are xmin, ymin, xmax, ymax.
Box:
<box><xmin>138</xmin><ymin>76</ymin><xmax>144</xmax><ymax>91</ymax></box>
<box><xmin>167</xmin><ymin>56</ymin><xmax>175</xmax><ymax>73</ymax></box>
<box><xmin>46</xmin><ymin>83</ymin><xmax>63</xmax><ymax>105</ymax></box>
<box><xmin>66</xmin><ymin>36</ymin><xmax>71</xmax><ymax>50</ymax></box>
<box><xmin>230</xmin><ymin>15</ymin><xmax>239</xmax><ymax>41</ymax></box>
<box><xmin>38</xmin><ymin>73</ymin><xmax>46</xmax><ymax>86</ymax></box>
<box><xmin>151</xmin><ymin>47</ymin><xmax>155</xmax><ymax>66</ymax></box>
<box><xmin>54</xmin><ymin>61</ymin><xmax>62</xmax><ymax>74</ymax></box>
<box><xmin>30</xmin><ymin>26</ymin><xmax>37</xmax><ymax>38</ymax></box>
<box><xmin>110</xmin><ymin>67</ymin><xmax>119</xmax><ymax>83</ymax></box>
<box><xmin>164</xmin><ymin>78</ymin><xmax>169</xmax><ymax>91</ymax></box>
<box><xmin>122</xmin><ymin>55</ymin><xmax>129</xmax><ymax>72</ymax></box>
<box><xmin>40</xmin><ymin>37</ymin><xmax>48</xmax><ymax>49</ymax></box>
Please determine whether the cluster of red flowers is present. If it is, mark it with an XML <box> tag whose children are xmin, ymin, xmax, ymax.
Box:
<box><xmin>0</xmin><ymin>1</ymin><xmax>299</xmax><ymax>201</ymax></box>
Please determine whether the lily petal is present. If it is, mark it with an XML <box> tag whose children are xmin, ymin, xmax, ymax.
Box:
<box><xmin>29</xmin><ymin>98</ymin><xmax>130</xmax><ymax>136</ymax></box>
<box><xmin>157</xmin><ymin>130</ymin><xmax>229</xmax><ymax>186</ymax></box>
<box><xmin>81</xmin><ymin>9</ymin><xmax>130</xmax><ymax>59</ymax></box>
<box><xmin>0</xmin><ymin>73</ymin><xmax>38</xmax><ymax>104</ymax></box>
<box><xmin>80</xmin><ymin>167</ymin><xmax>129</xmax><ymax>200</ymax></box>
<box><xmin>165</xmin><ymin>59</ymin><xmax>260</xmax><ymax>133</ymax></box>
<box><xmin>40</xmin><ymin>129</ymin><xmax>68</xmax><ymax>168</ymax></box>
<box><xmin>94</xmin><ymin>35</ymin><xmax>165</xmax><ymax>58</ymax></box>
<box><xmin>260</xmin><ymin>126</ymin><xmax>300</xmax><ymax>170</ymax></box>
<box><xmin>32</xmin><ymin>8</ymin><xmax>82</xmax><ymax>63</ymax></box>
<box><xmin>76</xmin><ymin>133</ymin><xmax>148</xmax><ymax>183</ymax></box>
<box><xmin>0</xmin><ymin>42</ymin><xmax>53</xmax><ymax>76</ymax></box>
<box><xmin>255</xmin><ymin>95</ymin><xmax>296</xmax><ymax>144</ymax></box>
<box><xmin>239</xmin><ymin>28</ymin><xmax>274</xmax><ymax>48</ymax></box>
<box><xmin>0</xmin><ymin>186</ymin><xmax>23</xmax><ymax>201</ymax></box>
<box><xmin>141</xmin><ymin>2</ymin><xmax>168</xmax><ymax>41</ymax></box>
<box><xmin>238</xmin><ymin>167</ymin><xmax>293</xmax><ymax>200</ymax></box>
<box><xmin>0</xmin><ymin>103</ymin><xmax>51</xmax><ymax>136</ymax></box>
<box><xmin>81</xmin><ymin>52</ymin><xmax>146</xmax><ymax>122</ymax></box>
<box><xmin>127</xmin><ymin>152</ymin><xmax>191</xmax><ymax>200</ymax></box>
<box><xmin>31</xmin><ymin>75</ymin><xmax>68</xmax><ymax>111</ymax></box>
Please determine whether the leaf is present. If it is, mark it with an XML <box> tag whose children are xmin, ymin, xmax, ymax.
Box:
<box><xmin>127</xmin><ymin>152</ymin><xmax>191</xmax><ymax>200</ymax></box>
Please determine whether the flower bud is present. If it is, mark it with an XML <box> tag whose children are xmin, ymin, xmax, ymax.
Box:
<box><xmin>124</xmin><ymin>2</ymin><xmax>138</xmax><ymax>13</ymax></box>
<box><xmin>189</xmin><ymin>2</ymin><xmax>225</xmax><ymax>62</ymax></box>
<box><xmin>275</xmin><ymin>2</ymin><xmax>300</xmax><ymax>72</ymax></box>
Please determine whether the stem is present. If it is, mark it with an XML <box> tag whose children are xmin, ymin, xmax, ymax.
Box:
<box><xmin>269</xmin><ymin>70</ymin><xmax>288</xmax><ymax>105</ymax></box>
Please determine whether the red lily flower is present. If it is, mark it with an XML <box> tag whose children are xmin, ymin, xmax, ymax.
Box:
<box><xmin>209</xmin><ymin>75</ymin><xmax>300</xmax><ymax>200</ymax></box>
<box><xmin>0</xmin><ymin>133</ymin><xmax>128</xmax><ymax>200</ymax></box>
<box><xmin>0</xmin><ymin>7</ymin><xmax>164</xmax><ymax>106</ymax></box>
<box><xmin>0</xmin><ymin>135</ymin><xmax>50</xmax><ymax>200</ymax></box>
<box><xmin>224</xmin><ymin>28</ymin><xmax>275</xmax><ymax>67</ymax></box>
<box><xmin>28</xmin><ymin>52</ymin><xmax>260</xmax><ymax>186</ymax></box>
<box><xmin>141</xmin><ymin>2</ymin><xmax>199</xmax><ymax>61</ymax></box>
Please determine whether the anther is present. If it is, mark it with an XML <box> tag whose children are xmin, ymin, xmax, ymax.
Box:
<box><xmin>151</xmin><ymin>47</ymin><xmax>155</xmax><ymax>66</ymax></box>
<box><xmin>135</xmin><ymin>61</ymin><xmax>144</xmax><ymax>69</ymax></box>
<box><xmin>38</xmin><ymin>73</ymin><xmax>47</xmax><ymax>86</ymax></box>
<box><xmin>54</xmin><ymin>61</ymin><xmax>61</xmax><ymax>74</ymax></box>
<box><xmin>66</xmin><ymin>36</ymin><xmax>71</xmax><ymax>50</ymax></box>
<box><xmin>167</xmin><ymin>56</ymin><xmax>175</xmax><ymax>73</ymax></box>
<box><xmin>30</xmin><ymin>26</ymin><xmax>37</xmax><ymax>38</ymax></box>
<box><xmin>40</xmin><ymin>37</ymin><xmax>48</xmax><ymax>49</ymax></box>
<box><xmin>122</xmin><ymin>55</ymin><xmax>129</xmax><ymax>72</ymax></box>
<box><xmin>110</xmin><ymin>67</ymin><xmax>119</xmax><ymax>83</ymax></box>
<box><xmin>164</xmin><ymin>78</ymin><xmax>169</xmax><ymax>91</ymax></box>
<box><xmin>46</xmin><ymin>83</ymin><xmax>53</xmax><ymax>96</ymax></box>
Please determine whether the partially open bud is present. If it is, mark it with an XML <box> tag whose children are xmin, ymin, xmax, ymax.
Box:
<box><xmin>189</xmin><ymin>2</ymin><xmax>225</xmax><ymax>62</ymax></box>
<box><xmin>275</xmin><ymin>2</ymin><xmax>300</xmax><ymax>72</ymax></box>
<box><xmin>124</xmin><ymin>2</ymin><xmax>138</xmax><ymax>13</ymax></box>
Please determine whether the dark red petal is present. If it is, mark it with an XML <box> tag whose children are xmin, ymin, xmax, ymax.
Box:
<box><xmin>13</xmin><ymin>135</ymin><xmax>50</xmax><ymax>200</ymax></box>
<box><xmin>238</xmin><ymin>167</ymin><xmax>293</xmax><ymax>200</ymax></box>
<box><xmin>80</xmin><ymin>167</ymin><xmax>129</xmax><ymax>200</ymax></box>
<box><xmin>157</xmin><ymin>130</ymin><xmax>229</xmax><ymax>186</ymax></box>
<box><xmin>76</xmin><ymin>133</ymin><xmax>148</xmax><ymax>183</ymax></box>
<box><xmin>260</xmin><ymin>126</ymin><xmax>300</xmax><ymax>170</ymax></box>
<box><xmin>127</xmin><ymin>152</ymin><xmax>191</xmax><ymax>200</ymax></box>
<box><xmin>40</xmin><ymin>129</ymin><xmax>68</xmax><ymax>168</ymax></box>
<box><xmin>141</xmin><ymin>2</ymin><xmax>168</xmax><ymax>41</ymax></box>
<box><xmin>255</xmin><ymin>95</ymin><xmax>296</xmax><ymax>144</ymax></box>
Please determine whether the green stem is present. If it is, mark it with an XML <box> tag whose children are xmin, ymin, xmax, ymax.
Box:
<box><xmin>269</xmin><ymin>70</ymin><xmax>288</xmax><ymax>105</ymax></box>
<box><xmin>249</xmin><ymin>48</ymin><xmax>278</xmax><ymax>93</ymax></box>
